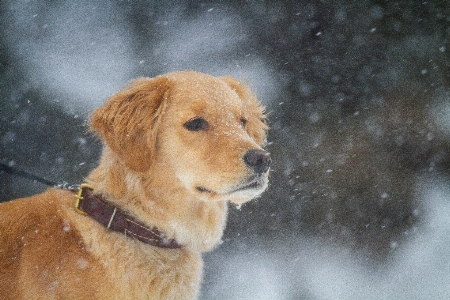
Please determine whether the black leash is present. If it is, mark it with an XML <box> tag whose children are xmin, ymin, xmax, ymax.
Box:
<box><xmin>0</xmin><ymin>162</ymin><xmax>79</xmax><ymax>191</ymax></box>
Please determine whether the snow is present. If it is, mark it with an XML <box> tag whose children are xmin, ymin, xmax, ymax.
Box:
<box><xmin>152</xmin><ymin>8</ymin><xmax>281</xmax><ymax>106</ymax></box>
<box><xmin>432</xmin><ymin>95</ymin><xmax>450</xmax><ymax>136</ymax></box>
<box><xmin>76</xmin><ymin>258</ymin><xmax>88</xmax><ymax>270</ymax></box>
<box><xmin>2</xmin><ymin>1</ymin><xmax>281</xmax><ymax>113</ymax></box>
<box><xmin>62</xmin><ymin>219</ymin><xmax>71</xmax><ymax>232</ymax></box>
<box><xmin>2</xmin><ymin>1</ymin><xmax>450</xmax><ymax>299</ymax></box>
<box><xmin>3</xmin><ymin>1</ymin><xmax>134</xmax><ymax>115</ymax></box>
<box><xmin>203</xmin><ymin>178</ymin><xmax>450</xmax><ymax>300</ymax></box>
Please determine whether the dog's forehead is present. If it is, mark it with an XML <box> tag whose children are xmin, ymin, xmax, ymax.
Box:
<box><xmin>170</xmin><ymin>76</ymin><xmax>243</xmax><ymax>112</ymax></box>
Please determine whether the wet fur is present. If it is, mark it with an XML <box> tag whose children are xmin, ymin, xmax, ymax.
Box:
<box><xmin>0</xmin><ymin>71</ymin><xmax>269</xmax><ymax>299</ymax></box>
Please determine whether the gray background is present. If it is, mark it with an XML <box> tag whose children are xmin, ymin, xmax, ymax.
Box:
<box><xmin>1</xmin><ymin>1</ymin><xmax>450</xmax><ymax>299</ymax></box>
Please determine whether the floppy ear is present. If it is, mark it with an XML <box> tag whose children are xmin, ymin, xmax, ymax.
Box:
<box><xmin>90</xmin><ymin>76</ymin><xmax>170</xmax><ymax>173</ymax></box>
<box><xmin>220</xmin><ymin>76</ymin><xmax>268</xmax><ymax>145</ymax></box>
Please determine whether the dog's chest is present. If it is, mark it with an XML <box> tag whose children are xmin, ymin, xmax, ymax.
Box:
<box><xmin>77</xmin><ymin>219</ymin><xmax>203</xmax><ymax>299</ymax></box>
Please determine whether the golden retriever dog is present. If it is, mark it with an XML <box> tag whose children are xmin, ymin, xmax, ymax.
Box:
<box><xmin>0</xmin><ymin>71</ymin><xmax>271</xmax><ymax>299</ymax></box>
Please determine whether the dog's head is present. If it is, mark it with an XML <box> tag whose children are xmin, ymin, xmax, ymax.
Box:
<box><xmin>91</xmin><ymin>71</ymin><xmax>270</xmax><ymax>204</ymax></box>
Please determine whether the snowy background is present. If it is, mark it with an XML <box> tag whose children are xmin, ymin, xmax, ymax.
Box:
<box><xmin>1</xmin><ymin>1</ymin><xmax>449</xmax><ymax>299</ymax></box>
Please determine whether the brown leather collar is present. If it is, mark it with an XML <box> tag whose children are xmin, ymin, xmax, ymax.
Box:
<box><xmin>74</xmin><ymin>184</ymin><xmax>182</xmax><ymax>249</ymax></box>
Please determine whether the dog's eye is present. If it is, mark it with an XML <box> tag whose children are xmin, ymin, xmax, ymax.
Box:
<box><xmin>240</xmin><ymin>118</ymin><xmax>247</xmax><ymax>129</ymax></box>
<box><xmin>184</xmin><ymin>117</ymin><xmax>209</xmax><ymax>131</ymax></box>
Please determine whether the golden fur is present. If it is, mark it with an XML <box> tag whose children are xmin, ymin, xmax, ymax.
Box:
<box><xmin>0</xmin><ymin>71</ymin><xmax>269</xmax><ymax>299</ymax></box>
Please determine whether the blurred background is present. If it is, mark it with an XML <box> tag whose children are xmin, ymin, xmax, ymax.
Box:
<box><xmin>1</xmin><ymin>1</ymin><xmax>449</xmax><ymax>299</ymax></box>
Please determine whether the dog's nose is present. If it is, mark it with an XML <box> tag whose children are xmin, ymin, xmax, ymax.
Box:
<box><xmin>243</xmin><ymin>150</ymin><xmax>272</xmax><ymax>174</ymax></box>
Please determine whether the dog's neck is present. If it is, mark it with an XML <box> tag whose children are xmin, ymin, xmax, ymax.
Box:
<box><xmin>85</xmin><ymin>147</ymin><xmax>228</xmax><ymax>252</ymax></box>
<box><xmin>76</xmin><ymin>186</ymin><xmax>182</xmax><ymax>248</ymax></box>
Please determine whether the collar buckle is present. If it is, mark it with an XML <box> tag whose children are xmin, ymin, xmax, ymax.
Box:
<box><xmin>74</xmin><ymin>183</ymin><xmax>94</xmax><ymax>216</ymax></box>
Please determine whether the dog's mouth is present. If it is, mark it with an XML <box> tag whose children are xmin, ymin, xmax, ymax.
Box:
<box><xmin>196</xmin><ymin>177</ymin><xmax>266</xmax><ymax>195</ymax></box>
<box><xmin>229</xmin><ymin>180</ymin><xmax>264</xmax><ymax>193</ymax></box>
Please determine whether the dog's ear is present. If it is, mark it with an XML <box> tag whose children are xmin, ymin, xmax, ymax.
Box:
<box><xmin>220</xmin><ymin>76</ymin><xmax>268</xmax><ymax>145</ymax></box>
<box><xmin>90</xmin><ymin>76</ymin><xmax>170</xmax><ymax>173</ymax></box>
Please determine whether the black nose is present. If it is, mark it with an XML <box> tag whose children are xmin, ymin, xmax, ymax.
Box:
<box><xmin>243</xmin><ymin>150</ymin><xmax>272</xmax><ymax>174</ymax></box>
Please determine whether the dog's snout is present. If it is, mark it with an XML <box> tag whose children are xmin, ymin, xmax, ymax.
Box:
<box><xmin>243</xmin><ymin>150</ymin><xmax>271</xmax><ymax>174</ymax></box>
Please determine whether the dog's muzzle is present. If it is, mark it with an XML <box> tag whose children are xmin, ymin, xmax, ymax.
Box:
<box><xmin>243</xmin><ymin>150</ymin><xmax>271</xmax><ymax>174</ymax></box>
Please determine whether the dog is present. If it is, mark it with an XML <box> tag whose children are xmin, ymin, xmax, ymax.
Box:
<box><xmin>0</xmin><ymin>71</ymin><xmax>271</xmax><ymax>299</ymax></box>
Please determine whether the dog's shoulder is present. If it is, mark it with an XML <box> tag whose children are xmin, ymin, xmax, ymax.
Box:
<box><xmin>0</xmin><ymin>189</ymin><xmax>110</xmax><ymax>299</ymax></box>
<box><xmin>0</xmin><ymin>188</ymin><xmax>80</xmax><ymax>270</ymax></box>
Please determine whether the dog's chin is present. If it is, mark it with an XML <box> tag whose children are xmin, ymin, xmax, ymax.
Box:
<box><xmin>195</xmin><ymin>176</ymin><xmax>268</xmax><ymax>203</ymax></box>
